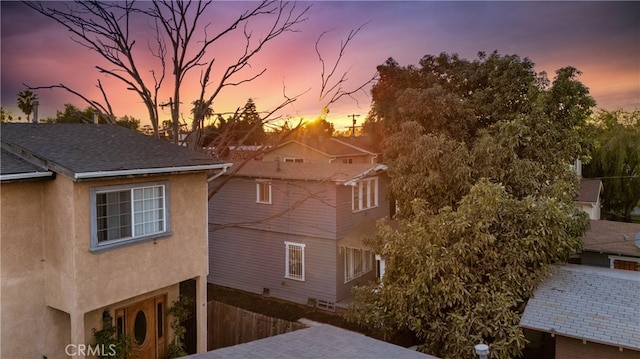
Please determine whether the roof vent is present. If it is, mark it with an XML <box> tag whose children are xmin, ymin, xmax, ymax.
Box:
<box><xmin>635</xmin><ymin>232</ymin><xmax>640</xmax><ymax>249</ymax></box>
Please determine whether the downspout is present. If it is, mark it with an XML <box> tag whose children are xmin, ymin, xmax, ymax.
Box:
<box><xmin>207</xmin><ymin>164</ymin><xmax>232</xmax><ymax>182</ymax></box>
<box><xmin>329</xmin><ymin>156</ymin><xmax>337</xmax><ymax>163</ymax></box>
<box><xmin>371</xmin><ymin>153</ymin><xmax>379</xmax><ymax>164</ymax></box>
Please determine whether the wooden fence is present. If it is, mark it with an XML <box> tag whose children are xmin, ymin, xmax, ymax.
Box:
<box><xmin>207</xmin><ymin>300</ymin><xmax>307</xmax><ymax>350</ymax></box>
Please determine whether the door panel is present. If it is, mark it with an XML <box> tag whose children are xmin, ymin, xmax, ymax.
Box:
<box><xmin>124</xmin><ymin>297</ymin><xmax>165</xmax><ymax>359</ymax></box>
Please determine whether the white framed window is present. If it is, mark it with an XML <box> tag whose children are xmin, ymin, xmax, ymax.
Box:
<box><xmin>256</xmin><ymin>180</ymin><xmax>272</xmax><ymax>204</ymax></box>
<box><xmin>285</xmin><ymin>241</ymin><xmax>305</xmax><ymax>281</ymax></box>
<box><xmin>90</xmin><ymin>181</ymin><xmax>169</xmax><ymax>251</ymax></box>
<box><xmin>343</xmin><ymin>246</ymin><xmax>373</xmax><ymax>283</ymax></box>
<box><xmin>352</xmin><ymin>177</ymin><xmax>378</xmax><ymax>212</ymax></box>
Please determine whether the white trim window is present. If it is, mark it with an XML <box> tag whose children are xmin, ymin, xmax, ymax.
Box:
<box><xmin>284</xmin><ymin>158</ymin><xmax>304</xmax><ymax>163</ymax></box>
<box><xmin>256</xmin><ymin>180</ymin><xmax>272</xmax><ymax>204</ymax></box>
<box><xmin>91</xmin><ymin>182</ymin><xmax>169</xmax><ymax>251</ymax></box>
<box><xmin>343</xmin><ymin>246</ymin><xmax>373</xmax><ymax>283</ymax></box>
<box><xmin>352</xmin><ymin>177</ymin><xmax>378</xmax><ymax>212</ymax></box>
<box><xmin>285</xmin><ymin>241</ymin><xmax>305</xmax><ymax>281</ymax></box>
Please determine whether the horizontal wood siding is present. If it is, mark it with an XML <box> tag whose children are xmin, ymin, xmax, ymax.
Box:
<box><xmin>208</xmin><ymin>226</ymin><xmax>338</xmax><ymax>304</ymax></box>
<box><xmin>210</xmin><ymin>178</ymin><xmax>337</xmax><ymax>239</ymax></box>
<box><xmin>335</xmin><ymin>174</ymin><xmax>391</xmax><ymax>239</ymax></box>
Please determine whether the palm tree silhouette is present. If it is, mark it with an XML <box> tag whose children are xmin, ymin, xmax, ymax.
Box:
<box><xmin>17</xmin><ymin>90</ymin><xmax>38</xmax><ymax>122</ymax></box>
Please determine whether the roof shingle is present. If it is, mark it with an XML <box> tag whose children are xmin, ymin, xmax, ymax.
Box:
<box><xmin>1</xmin><ymin>123</ymin><xmax>228</xmax><ymax>180</ymax></box>
<box><xmin>582</xmin><ymin>220</ymin><xmax>640</xmax><ymax>257</ymax></box>
<box><xmin>520</xmin><ymin>264</ymin><xmax>640</xmax><ymax>350</ymax></box>
<box><xmin>230</xmin><ymin>160</ymin><xmax>386</xmax><ymax>182</ymax></box>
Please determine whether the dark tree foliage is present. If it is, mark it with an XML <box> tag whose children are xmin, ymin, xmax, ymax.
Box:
<box><xmin>45</xmin><ymin>104</ymin><xmax>140</xmax><ymax>131</ymax></box>
<box><xmin>349</xmin><ymin>52</ymin><xmax>594</xmax><ymax>358</ymax></box>
<box><xmin>583</xmin><ymin>109</ymin><xmax>640</xmax><ymax>222</ymax></box>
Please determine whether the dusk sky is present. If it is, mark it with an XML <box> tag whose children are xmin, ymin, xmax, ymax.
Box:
<box><xmin>2</xmin><ymin>1</ymin><xmax>639</xmax><ymax>130</ymax></box>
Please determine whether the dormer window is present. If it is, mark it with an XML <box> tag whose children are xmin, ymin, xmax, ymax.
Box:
<box><xmin>352</xmin><ymin>177</ymin><xmax>378</xmax><ymax>212</ymax></box>
<box><xmin>90</xmin><ymin>181</ymin><xmax>170</xmax><ymax>251</ymax></box>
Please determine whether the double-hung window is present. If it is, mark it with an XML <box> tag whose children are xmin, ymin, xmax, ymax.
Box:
<box><xmin>343</xmin><ymin>247</ymin><xmax>373</xmax><ymax>283</ymax></box>
<box><xmin>256</xmin><ymin>180</ymin><xmax>272</xmax><ymax>204</ymax></box>
<box><xmin>285</xmin><ymin>242</ymin><xmax>305</xmax><ymax>281</ymax></box>
<box><xmin>352</xmin><ymin>177</ymin><xmax>378</xmax><ymax>212</ymax></box>
<box><xmin>91</xmin><ymin>181</ymin><xmax>169</xmax><ymax>251</ymax></box>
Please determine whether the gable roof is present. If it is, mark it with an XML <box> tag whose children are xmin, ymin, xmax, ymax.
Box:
<box><xmin>268</xmin><ymin>137</ymin><xmax>377</xmax><ymax>159</ymax></box>
<box><xmin>577</xmin><ymin>178</ymin><xmax>603</xmax><ymax>203</ymax></box>
<box><xmin>582</xmin><ymin>220</ymin><xmax>640</xmax><ymax>257</ymax></box>
<box><xmin>331</xmin><ymin>135</ymin><xmax>378</xmax><ymax>154</ymax></box>
<box><xmin>184</xmin><ymin>322</ymin><xmax>435</xmax><ymax>359</ymax></box>
<box><xmin>520</xmin><ymin>264</ymin><xmax>640</xmax><ymax>351</ymax></box>
<box><xmin>1</xmin><ymin>123</ymin><xmax>230</xmax><ymax>181</ymax></box>
<box><xmin>229</xmin><ymin>160</ymin><xmax>386</xmax><ymax>183</ymax></box>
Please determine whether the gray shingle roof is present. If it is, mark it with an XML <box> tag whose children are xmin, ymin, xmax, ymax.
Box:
<box><xmin>230</xmin><ymin>160</ymin><xmax>386</xmax><ymax>182</ymax></box>
<box><xmin>577</xmin><ymin>178</ymin><xmax>603</xmax><ymax>203</ymax></box>
<box><xmin>1</xmin><ymin>123</ymin><xmax>229</xmax><ymax>180</ymax></box>
<box><xmin>184</xmin><ymin>322</ymin><xmax>436</xmax><ymax>359</ymax></box>
<box><xmin>0</xmin><ymin>148</ymin><xmax>53</xmax><ymax>181</ymax></box>
<box><xmin>582</xmin><ymin>220</ymin><xmax>640</xmax><ymax>257</ymax></box>
<box><xmin>520</xmin><ymin>264</ymin><xmax>640</xmax><ymax>350</ymax></box>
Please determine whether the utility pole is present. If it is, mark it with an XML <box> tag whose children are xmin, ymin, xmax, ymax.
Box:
<box><xmin>160</xmin><ymin>97</ymin><xmax>179</xmax><ymax>144</ymax></box>
<box><xmin>348</xmin><ymin>114</ymin><xmax>360</xmax><ymax>138</ymax></box>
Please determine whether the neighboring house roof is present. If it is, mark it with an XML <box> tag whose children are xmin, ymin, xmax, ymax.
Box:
<box><xmin>332</xmin><ymin>136</ymin><xmax>379</xmax><ymax>154</ymax></box>
<box><xmin>1</xmin><ymin>123</ymin><xmax>231</xmax><ymax>181</ymax></box>
<box><xmin>582</xmin><ymin>220</ymin><xmax>640</xmax><ymax>257</ymax></box>
<box><xmin>268</xmin><ymin>137</ymin><xmax>377</xmax><ymax>159</ymax></box>
<box><xmin>0</xmin><ymin>148</ymin><xmax>54</xmax><ymax>181</ymax></box>
<box><xmin>576</xmin><ymin>178</ymin><xmax>603</xmax><ymax>203</ymax></box>
<box><xmin>520</xmin><ymin>264</ymin><xmax>640</xmax><ymax>351</ymax></box>
<box><xmin>230</xmin><ymin>160</ymin><xmax>386</xmax><ymax>183</ymax></box>
<box><xmin>183</xmin><ymin>322</ymin><xmax>436</xmax><ymax>359</ymax></box>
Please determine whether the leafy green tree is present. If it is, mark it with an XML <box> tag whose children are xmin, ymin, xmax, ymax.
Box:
<box><xmin>348</xmin><ymin>53</ymin><xmax>593</xmax><ymax>358</ymax></box>
<box><xmin>45</xmin><ymin>104</ymin><xmax>140</xmax><ymax>131</ymax></box>
<box><xmin>17</xmin><ymin>90</ymin><xmax>38</xmax><ymax>122</ymax></box>
<box><xmin>364</xmin><ymin>51</ymin><xmax>544</xmax><ymax>149</ymax></box>
<box><xmin>1</xmin><ymin>107</ymin><xmax>18</xmax><ymax>122</ymax></box>
<box><xmin>583</xmin><ymin>109</ymin><xmax>640</xmax><ymax>222</ymax></box>
<box><xmin>301</xmin><ymin>117</ymin><xmax>335</xmax><ymax>139</ymax></box>
<box><xmin>235</xmin><ymin>98</ymin><xmax>266</xmax><ymax>145</ymax></box>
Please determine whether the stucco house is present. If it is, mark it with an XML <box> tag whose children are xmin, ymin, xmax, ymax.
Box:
<box><xmin>262</xmin><ymin>136</ymin><xmax>379</xmax><ymax>164</ymax></box>
<box><xmin>208</xmin><ymin>160</ymin><xmax>388</xmax><ymax>310</ymax></box>
<box><xmin>1</xmin><ymin>123</ymin><xmax>230</xmax><ymax>358</ymax></box>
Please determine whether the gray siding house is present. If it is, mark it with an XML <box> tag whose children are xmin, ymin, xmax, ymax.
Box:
<box><xmin>208</xmin><ymin>161</ymin><xmax>389</xmax><ymax>309</ymax></box>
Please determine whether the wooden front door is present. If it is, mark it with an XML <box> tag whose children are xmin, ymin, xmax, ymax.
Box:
<box><xmin>119</xmin><ymin>295</ymin><xmax>166</xmax><ymax>359</ymax></box>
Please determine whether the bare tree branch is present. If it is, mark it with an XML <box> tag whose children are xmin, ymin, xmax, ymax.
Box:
<box><xmin>315</xmin><ymin>22</ymin><xmax>378</xmax><ymax>110</ymax></box>
<box><xmin>24</xmin><ymin>82</ymin><xmax>116</xmax><ymax>123</ymax></box>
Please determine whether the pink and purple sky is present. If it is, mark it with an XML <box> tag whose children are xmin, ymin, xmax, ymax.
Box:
<box><xmin>2</xmin><ymin>1</ymin><xmax>639</xmax><ymax>130</ymax></box>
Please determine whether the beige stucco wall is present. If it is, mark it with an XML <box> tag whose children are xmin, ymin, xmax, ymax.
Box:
<box><xmin>2</xmin><ymin>171</ymin><xmax>210</xmax><ymax>357</ymax></box>
<box><xmin>43</xmin><ymin>173</ymin><xmax>208</xmax><ymax>314</ymax></box>
<box><xmin>1</xmin><ymin>180</ymin><xmax>50</xmax><ymax>358</ymax></box>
